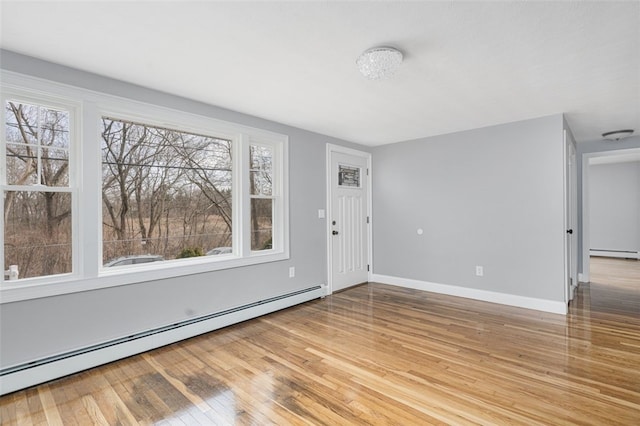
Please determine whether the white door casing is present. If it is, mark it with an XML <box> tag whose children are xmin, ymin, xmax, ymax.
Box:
<box><xmin>327</xmin><ymin>145</ymin><xmax>370</xmax><ymax>293</ymax></box>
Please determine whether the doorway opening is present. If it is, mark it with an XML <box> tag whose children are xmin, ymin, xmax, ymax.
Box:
<box><xmin>582</xmin><ymin>147</ymin><xmax>640</xmax><ymax>283</ymax></box>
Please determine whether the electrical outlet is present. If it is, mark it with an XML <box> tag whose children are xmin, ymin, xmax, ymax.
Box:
<box><xmin>289</xmin><ymin>267</ymin><xmax>295</xmax><ymax>278</ymax></box>
<box><xmin>476</xmin><ymin>266</ymin><xmax>484</xmax><ymax>277</ymax></box>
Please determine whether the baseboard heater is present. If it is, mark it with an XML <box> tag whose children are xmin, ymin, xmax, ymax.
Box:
<box><xmin>0</xmin><ymin>285</ymin><xmax>324</xmax><ymax>395</ymax></box>
<box><xmin>590</xmin><ymin>249</ymin><xmax>640</xmax><ymax>260</ymax></box>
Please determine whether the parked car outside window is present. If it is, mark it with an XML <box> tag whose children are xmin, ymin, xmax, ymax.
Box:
<box><xmin>206</xmin><ymin>247</ymin><xmax>232</xmax><ymax>256</ymax></box>
<box><xmin>103</xmin><ymin>255</ymin><xmax>164</xmax><ymax>267</ymax></box>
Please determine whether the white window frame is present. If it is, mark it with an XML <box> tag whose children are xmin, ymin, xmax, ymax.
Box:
<box><xmin>0</xmin><ymin>71</ymin><xmax>289</xmax><ymax>303</ymax></box>
<box><xmin>0</xmin><ymin>89</ymin><xmax>81</xmax><ymax>287</ymax></box>
<box><xmin>247</xmin><ymin>140</ymin><xmax>282</xmax><ymax>255</ymax></box>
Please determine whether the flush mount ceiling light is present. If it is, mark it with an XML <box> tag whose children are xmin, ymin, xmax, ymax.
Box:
<box><xmin>602</xmin><ymin>129</ymin><xmax>634</xmax><ymax>141</ymax></box>
<box><xmin>356</xmin><ymin>46</ymin><xmax>403</xmax><ymax>80</ymax></box>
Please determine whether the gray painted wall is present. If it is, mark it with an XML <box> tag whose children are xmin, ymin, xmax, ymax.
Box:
<box><xmin>576</xmin><ymin>136</ymin><xmax>640</xmax><ymax>273</ymax></box>
<box><xmin>372</xmin><ymin>115</ymin><xmax>566</xmax><ymax>302</ymax></box>
<box><xmin>589</xmin><ymin>161</ymin><xmax>640</xmax><ymax>253</ymax></box>
<box><xmin>0</xmin><ymin>50</ymin><xmax>368</xmax><ymax>368</ymax></box>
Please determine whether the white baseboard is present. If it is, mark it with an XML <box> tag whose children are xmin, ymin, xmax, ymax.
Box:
<box><xmin>370</xmin><ymin>274</ymin><xmax>567</xmax><ymax>315</ymax></box>
<box><xmin>578</xmin><ymin>273</ymin><xmax>588</xmax><ymax>283</ymax></box>
<box><xmin>1</xmin><ymin>286</ymin><xmax>325</xmax><ymax>396</ymax></box>
<box><xmin>590</xmin><ymin>250</ymin><xmax>640</xmax><ymax>260</ymax></box>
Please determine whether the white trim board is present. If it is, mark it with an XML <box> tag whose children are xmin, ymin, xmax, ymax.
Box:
<box><xmin>370</xmin><ymin>274</ymin><xmax>567</xmax><ymax>315</ymax></box>
<box><xmin>0</xmin><ymin>286</ymin><xmax>324</xmax><ymax>395</ymax></box>
<box><xmin>590</xmin><ymin>250</ymin><xmax>640</xmax><ymax>260</ymax></box>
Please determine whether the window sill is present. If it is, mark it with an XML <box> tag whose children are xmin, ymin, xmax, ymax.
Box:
<box><xmin>0</xmin><ymin>251</ymin><xmax>289</xmax><ymax>304</ymax></box>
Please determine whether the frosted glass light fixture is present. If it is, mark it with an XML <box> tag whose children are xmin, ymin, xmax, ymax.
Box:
<box><xmin>356</xmin><ymin>46</ymin><xmax>403</xmax><ymax>80</ymax></box>
<box><xmin>602</xmin><ymin>129</ymin><xmax>634</xmax><ymax>141</ymax></box>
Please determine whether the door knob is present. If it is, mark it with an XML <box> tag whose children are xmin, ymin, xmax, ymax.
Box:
<box><xmin>566</xmin><ymin>229</ymin><xmax>573</xmax><ymax>234</ymax></box>
<box><xmin>332</xmin><ymin>230</ymin><xmax>339</xmax><ymax>235</ymax></box>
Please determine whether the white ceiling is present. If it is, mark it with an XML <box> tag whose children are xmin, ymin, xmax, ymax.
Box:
<box><xmin>1</xmin><ymin>1</ymin><xmax>638</xmax><ymax>146</ymax></box>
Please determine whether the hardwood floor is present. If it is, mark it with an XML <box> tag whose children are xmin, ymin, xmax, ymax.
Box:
<box><xmin>1</xmin><ymin>257</ymin><xmax>639</xmax><ymax>425</ymax></box>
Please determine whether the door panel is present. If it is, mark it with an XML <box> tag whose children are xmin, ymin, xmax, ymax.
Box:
<box><xmin>336</xmin><ymin>194</ymin><xmax>364</xmax><ymax>274</ymax></box>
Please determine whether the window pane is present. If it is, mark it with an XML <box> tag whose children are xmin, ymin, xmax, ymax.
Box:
<box><xmin>250</xmin><ymin>145</ymin><xmax>272</xmax><ymax>169</ymax></box>
<box><xmin>40</xmin><ymin>148</ymin><xmax>69</xmax><ymax>187</ymax></box>
<box><xmin>6</xmin><ymin>143</ymin><xmax>37</xmax><ymax>185</ymax></box>
<box><xmin>338</xmin><ymin>165</ymin><xmax>360</xmax><ymax>187</ymax></box>
<box><xmin>101</xmin><ymin>117</ymin><xmax>233</xmax><ymax>265</ymax></box>
<box><xmin>251</xmin><ymin>198</ymin><xmax>273</xmax><ymax>251</ymax></box>
<box><xmin>250</xmin><ymin>171</ymin><xmax>273</xmax><ymax>196</ymax></box>
<box><xmin>249</xmin><ymin>145</ymin><xmax>272</xmax><ymax>195</ymax></box>
<box><xmin>3</xmin><ymin>191</ymin><xmax>72</xmax><ymax>279</ymax></box>
<box><xmin>4</xmin><ymin>101</ymin><xmax>70</xmax><ymax>186</ymax></box>
<box><xmin>41</xmin><ymin>108</ymin><xmax>70</xmax><ymax>150</ymax></box>
<box><xmin>5</xmin><ymin>102</ymin><xmax>38</xmax><ymax>146</ymax></box>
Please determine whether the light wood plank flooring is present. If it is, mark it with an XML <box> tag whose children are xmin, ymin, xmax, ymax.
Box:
<box><xmin>1</xmin><ymin>257</ymin><xmax>639</xmax><ymax>425</ymax></box>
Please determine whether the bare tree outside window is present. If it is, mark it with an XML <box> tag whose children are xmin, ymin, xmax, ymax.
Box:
<box><xmin>249</xmin><ymin>144</ymin><xmax>274</xmax><ymax>251</ymax></box>
<box><xmin>101</xmin><ymin>117</ymin><xmax>233</xmax><ymax>265</ymax></box>
<box><xmin>2</xmin><ymin>78</ymin><xmax>288</xmax><ymax>291</ymax></box>
<box><xmin>3</xmin><ymin>101</ymin><xmax>72</xmax><ymax>279</ymax></box>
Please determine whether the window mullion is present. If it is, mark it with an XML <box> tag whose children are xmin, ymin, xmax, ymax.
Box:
<box><xmin>80</xmin><ymin>101</ymin><xmax>100</xmax><ymax>277</ymax></box>
<box><xmin>238</xmin><ymin>134</ymin><xmax>251</xmax><ymax>258</ymax></box>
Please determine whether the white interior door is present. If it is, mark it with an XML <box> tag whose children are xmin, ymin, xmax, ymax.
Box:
<box><xmin>570</xmin><ymin>142</ymin><xmax>578</xmax><ymax>294</ymax></box>
<box><xmin>564</xmin><ymin>131</ymin><xmax>578</xmax><ymax>302</ymax></box>
<box><xmin>328</xmin><ymin>148</ymin><xmax>369</xmax><ymax>292</ymax></box>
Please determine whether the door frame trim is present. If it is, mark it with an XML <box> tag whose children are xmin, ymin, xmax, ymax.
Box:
<box><xmin>326</xmin><ymin>144</ymin><xmax>372</xmax><ymax>294</ymax></box>
<box><xmin>581</xmin><ymin>146</ymin><xmax>640</xmax><ymax>284</ymax></box>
